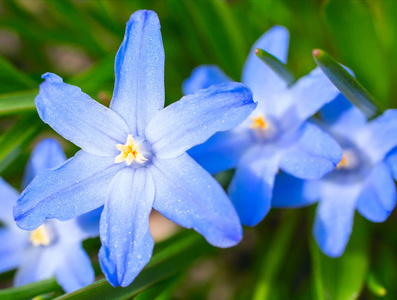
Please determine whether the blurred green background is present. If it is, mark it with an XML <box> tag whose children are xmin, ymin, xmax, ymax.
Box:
<box><xmin>0</xmin><ymin>0</ymin><xmax>396</xmax><ymax>299</ymax></box>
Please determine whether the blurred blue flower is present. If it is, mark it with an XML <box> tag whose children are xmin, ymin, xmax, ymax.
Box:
<box><xmin>272</xmin><ymin>95</ymin><xmax>397</xmax><ymax>257</ymax></box>
<box><xmin>14</xmin><ymin>10</ymin><xmax>256</xmax><ymax>287</ymax></box>
<box><xmin>0</xmin><ymin>138</ymin><xmax>95</xmax><ymax>292</ymax></box>
<box><xmin>184</xmin><ymin>26</ymin><xmax>342</xmax><ymax>226</ymax></box>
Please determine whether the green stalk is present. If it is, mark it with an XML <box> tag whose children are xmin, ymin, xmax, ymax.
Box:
<box><xmin>253</xmin><ymin>211</ymin><xmax>300</xmax><ymax>300</ymax></box>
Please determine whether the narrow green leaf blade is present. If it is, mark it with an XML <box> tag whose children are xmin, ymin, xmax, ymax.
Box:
<box><xmin>0</xmin><ymin>56</ymin><xmax>37</xmax><ymax>93</ymax></box>
<box><xmin>312</xmin><ymin>49</ymin><xmax>379</xmax><ymax>117</ymax></box>
<box><xmin>367</xmin><ymin>272</ymin><xmax>387</xmax><ymax>297</ymax></box>
<box><xmin>0</xmin><ymin>115</ymin><xmax>42</xmax><ymax>173</ymax></box>
<box><xmin>0</xmin><ymin>90</ymin><xmax>37</xmax><ymax>116</ymax></box>
<box><xmin>253</xmin><ymin>211</ymin><xmax>300</xmax><ymax>300</ymax></box>
<box><xmin>56</xmin><ymin>231</ymin><xmax>212</xmax><ymax>300</ymax></box>
<box><xmin>255</xmin><ymin>48</ymin><xmax>295</xmax><ymax>86</ymax></box>
<box><xmin>0</xmin><ymin>278</ymin><xmax>61</xmax><ymax>300</ymax></box>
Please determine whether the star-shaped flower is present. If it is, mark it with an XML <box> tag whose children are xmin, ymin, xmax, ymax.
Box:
<box><xmin>14</xmin><ymin>10</ymin><xmax>256</xmax><ymax>287</ymax></box>
<box><xmin>272</xmin><ymin>95</ymin><xmax>397</xmax><ymax>257</ymax></box>
<box><xmin>0</xmin><ymin>138</ymin><xmax>95</xmax><ymax>292</ymax></box>
<box><xmin>184</xmin><ymin>26</ymin><xmax>342</xmax><ymax>226</ymax></box>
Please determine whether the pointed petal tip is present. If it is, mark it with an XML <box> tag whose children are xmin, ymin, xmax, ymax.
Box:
<box><xmin>41</xmin><ymin>72</ymin><xmax>63</xmax><ymax>83</ymax></box>
<box><xmin>128</xmin><ymin>10</ymin><xmax>160</xmax><ymax>26</ymax></box>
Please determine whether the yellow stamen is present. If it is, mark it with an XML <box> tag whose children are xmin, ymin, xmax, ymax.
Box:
<box><xmin>115</xmin><ymin>134</ymin><xmax>148</xmax><ymax>166</ymax></box>
<box><xmin>250</xmin><ymin>113</ymin><xmax>269</xmax><ymax>130</ymax></box>
<box><xmin>30</xmin><ymin>224</ymin><xmax>50</xmax><ymax>246</ymax></box>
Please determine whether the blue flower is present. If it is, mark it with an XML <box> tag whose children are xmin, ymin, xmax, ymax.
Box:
<box><xmin>272</xmin><ymin>94</ymin><xmax>397</xmax><ymax>257</ymax></box>
<box><xmin>14</xmin><ymin>10</ymin><xmax>256</xmax><ymax>287</ymax></box>
<box><xmin>184</xmin><ymin>26</ymin><xmax>342</xmax><ymax>226</ymax></box>
<box><xmin>0</xmin><ymin>138</ymin><xmax>95</xmax><ymax>292</ymax></box>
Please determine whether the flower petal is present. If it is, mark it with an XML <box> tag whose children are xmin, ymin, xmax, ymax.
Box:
<box><xmin>272</xmin><ymin>173</ymin><xmax>320</xmax><ymax>208</ymax></box>
<box><xmin>241</xmin><ymin>26</ymin><xmax>289</xmax><ymax>110</ymax></box>
<box><xmin>76</xmin><ymin>207</ymin><xmax>103</xmax><ymax>239</ymax></box>
<box><xmin>228</xmin><ymin>145</ymin><xmax>281</xmax><ymax>226</ymax></box>
<box><xmin>356</xmin><ymin>162</ymin><xmax>396</xmax><ymax>222</ymax></box>
<box><xmin>279</xmin><ymin>122</ymin><xmax>342</xmax><ymax>179</ymax></box>
<box><xmin>36</xmin><ymin>73</ymin><xmax>130</xmax><ymax>156</ymax></box>
<box><xmin>0</xmin><ymin>228</ymin><xmax>26</xmax><ymax>273</ymax></box>
<box><xmin>14</xmin><ymin>151</ymin><xmax>122</xmax><ymax>231</ymax></box>
<box><xmin>313</xmin><ymin>182</ymin><xmax>361</xmax><ymax>258</ymax></box>
<box><xmin>187</xmin><ymin>129</ymin><xmax>255</xmax><ymax>174</ymax></box>
<box><xmin>355</xmin><ymin>109</ymin><xmax>397</xmax><ymax>164</ymax></box>
<box><xmin>182</xmin><ymin>65</ymin><xmax>232</xmax><ymax>95</ymax></box>
<box><xmin>110</xmin><ymin>10</ymin><xmax>164</xmax><ymax>136</ymax></box>
<box><xmin>149</xmin><ymin>153</ymin><xmax>242</xmax><ymax>248</ymax></box>
<box><xmin>386</xmin><ymin>147</ymin><xmax>397</xmax><ymax>180</ymax></box>
<box><xmin>22</xmin><ymin>138</ymin><xmax>66</xmax><ymax>190</ymax></box>
<box><xmin>14</xmin><ymin>246</ymin><xmax>60</xmax><ymax>287</ymax></box>
<box><xmin>99</xmin><ymin>168</ymin><xmax>155</xmax><ymax>287</ymax></box>
<box><xmin>320</xmin><ymin>94</ymin><xmax>367</xmax><ymax>137</ymax></box>
<box><xmin>146</xmin><ymin>82</ymin><xmax>256</xmax><ymax>159</ymax></box>
<box><xmin>55</xmin><ymin>244</ymin><xmax>95</xmax><ymax>292</ymax></box>
<box><xmin>0</xmin><ymin>177</ymin><xmax>18</xmax><ymax>226</ymax></box>
<box><xmin>280</xmin><ymin>67</ymin><xmax>339</xmax><ymax>130</ymax></box>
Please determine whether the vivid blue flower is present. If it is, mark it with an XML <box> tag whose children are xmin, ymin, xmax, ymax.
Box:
<box><xmin>272</xmin><ymin>94</ymin><xmax>397</xmax><ymax>257</ymax></box>
<box><xmin>0</xmin><ymin>138</ymin><xmax>95</xmax><ymax>292</ymax></box>
<box><xmin>184</xmin><ymin>26</ymin><xmax>342</xmax><ymax>226</ymax></box>
<box><xmin>14</xmin><ymin>10</ymin><xmax>256</xmax><ymax>287</ymax></box>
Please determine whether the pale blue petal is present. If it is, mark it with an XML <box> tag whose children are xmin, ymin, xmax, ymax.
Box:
<box><xmin>356</xmin><ymin>162</ymin><xmax>396</xmax><ymax>222</ymax></box>
<box><xmin>0</xmin><ymin>228</ymin><xmax>26</xmax><ymax>273</ymax></box>
<box><xmin>146</xmin><ymin>82</ymin><xmax>256</xmax><ymax>159</ymax></box>
<box><xmin>149</xmin><ymin>153</ymin><xmax>242</xmax><ymax>248</ymax></box>
<box><xmin>110</xmin><ymin>10</ymin><xmax>164</xmax><ymax>136</ymax></box>
<box><xmin>14</xmin><ymin>246</ymin><xmax>59</xmax><ymax>286</ymax></box>
<box><xmin>0</xmin><ymin>177</ymin><xmax>18</xmax><ymax>226</ymax></box>
<box><xmin>14</xmin><ymin>151</ymin><xmax>122</xmax><ymax>231</ymax></box>
<box><xmin>281</xmin><ymin>67</ymin><xmax>339</xmax><ymax>130</ymax></box>
<box><xmin>320</xmin><ymin>94</ymin><xmax>367</xmax><ymax>137</ymax></box>
<box><xmin>279</xmin><ymin>122</ymin><xmax>342</xmax><ymax>179</ymax></box>
<box><xmin>99</xmin><ymin>168</ymin><xmax>154</xmax><ymax>287</ymax></box>
<box><xmin>36</xmin><ymin>73</ymin><xmax>129</xmax><ymax>156</ymax></box>
<box><xmin>55</xmin><ymin>244</ymin><xmax>95</xmax><ymax>292</ymax></box>
<box><xmin>241</xmin><ymin>26</ymin><xmax>289</xmax><ymax>109</ymax></box>
<box><xmin>386</xmin><ymin>147</ymin><xmax>397</xmax><ymax>180</ymax></box>
<box><xmin>53</xmin><ymin>219</ymin><xmax>94</xmax><ymax>244</ymax></box>
<box><xmin>188</xmin><ymin>129</ymin><xmax>255</xmax><ymax>174</ymax></box>
<box><xmin>272</xmin><ymin>173</ymin><xmax>320</xmax><ymax>208</ymax></box>
<box><xmin>313</xmin><ymin>182</ymin><xmax>360</xmax><ymax>258</ymax></box>
<box><xmin>22</xmin><ymin>138</ymin><xmax>66</xmax><ymax>190</ymax></box>
<box><xmin>355</xmin><ymin>109</ymin><xmax>397</xmax><ymax>164</ymax></box>
<box><xmin>228</xmin><ymin>145</ymin><xmax>280</xmax><ymax>226</ymax></box>
<box><xmin>182</xmin><ymin>65</ymin><xmax>232</xmax><ymax>95</ymax></box>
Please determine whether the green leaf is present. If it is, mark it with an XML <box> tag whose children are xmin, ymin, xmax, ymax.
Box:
<box><xmin>0</xmin><ymin>90</ymin><xmax>38</xmax><ymax>116</ymax></box>
<box><xmin>310</xmin><ymin>214</ymin><xmax>369</xmax><ymax>300</ymax></box>
<box><xmin>255</xmin><ymin>48</ymin><xmax>295</xmax><ymax>86</ymax></box>
<box><xmin>55</xmin><ymin>231</ymin><xmax>212</xmax><ymax>300</ymax></box>
<box><xmin>312</xmin><ymin>49</ymin><xmax>379</xmax><ymax>118</ymax></box>
<box><xmin>0</xmin><ymin>56</ymin><xmax>37</xmax><ymax>93</ymax></box>
<box><xmin>366</xmin><ymin>272</ymin><xmax>387</xmax><ymax>297</ymax></box>
<box><xmin>323</xmin><ymin>0</ymin><xmax>390</xmax><ymax>105</ymax></box>
<box><xmin>133</xmin><ymin>276</ymin><xmax>180</xmax><ymax>300</ymax></box>
<box><xmin>0</xmin><ymin>114</ymin><xmax>42</xmax><ymax>173</ymax></box>
<box><xmin>253</xmin><ymin>211</ymin><xmax>300</xmax><ymax>300</ymax></box>
<box><xmin>0</xmin><ymin>278</ymin><xmax>62</xmax><ymax>300</ymax></box>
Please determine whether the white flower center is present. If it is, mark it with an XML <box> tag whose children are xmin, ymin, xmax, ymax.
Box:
<box><xmin>115</xmin><ymin>134</ymin><xmax>150</xmax><ymax>166</ymax></box>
